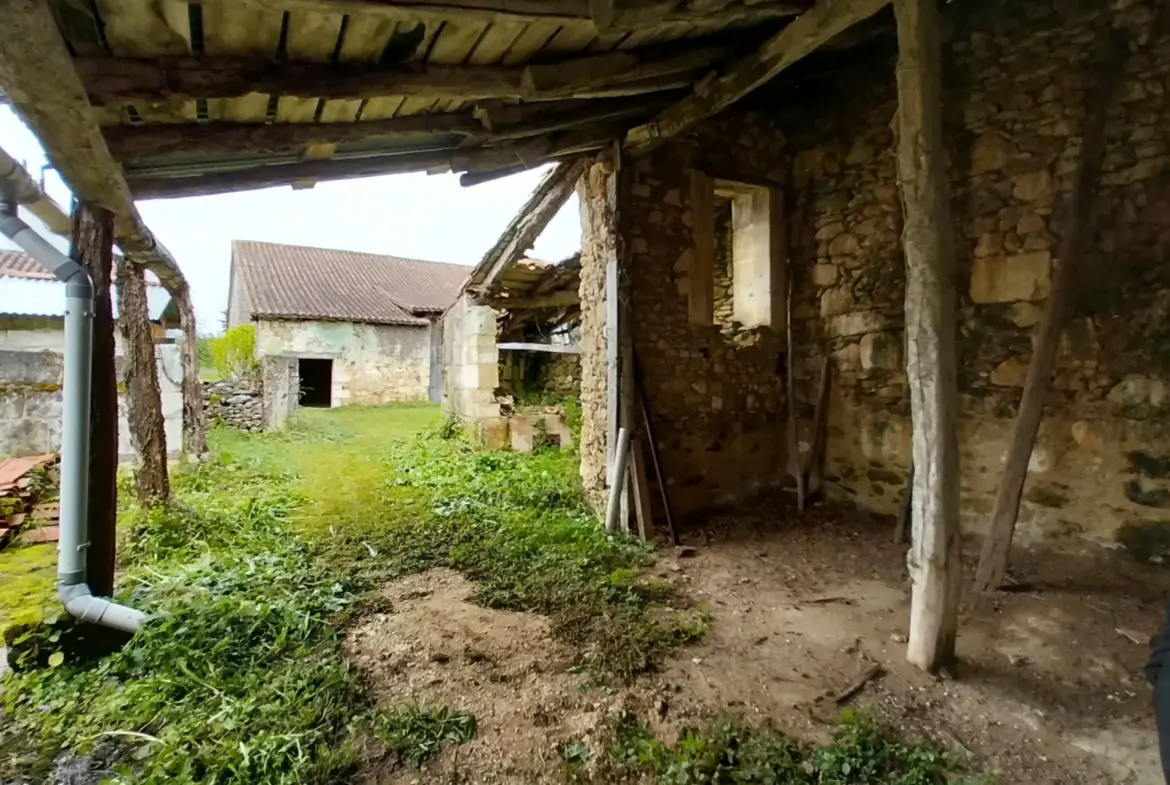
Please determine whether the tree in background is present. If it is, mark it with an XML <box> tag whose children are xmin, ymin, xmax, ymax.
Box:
<box><xmin>210</xmin><ymin>325</ymin><xmax>260</xmax><ymax>384</ymax></box>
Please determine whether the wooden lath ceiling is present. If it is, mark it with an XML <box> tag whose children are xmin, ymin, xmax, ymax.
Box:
<box><xmin>38</xmin><ymin>0</ymin><xmax>811</xmax><ymax>197</ymax></box>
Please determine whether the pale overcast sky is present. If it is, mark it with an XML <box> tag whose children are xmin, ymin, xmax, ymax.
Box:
<box><xmin>0</xmin><ymin>107</ymin><xmax>581</xmax><ymax>332</ymax></box>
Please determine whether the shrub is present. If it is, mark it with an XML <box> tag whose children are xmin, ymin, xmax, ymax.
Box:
<box><xmin>209</xmin><ymin>325</ymin><xmax>259</xmax><ymax>383</ymax></box>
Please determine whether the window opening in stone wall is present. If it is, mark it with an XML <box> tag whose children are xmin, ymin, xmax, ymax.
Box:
<box><xmin>298</xmin><ymin>358</ymin><xmax>332</xmax><ymax>408</ymax></box>
<box><xmin>713</xmin><ymin>196</ymin><xmax>735</xmax><ymax>329</ymax></box>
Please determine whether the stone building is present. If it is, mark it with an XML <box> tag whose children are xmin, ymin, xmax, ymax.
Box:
<box><xmin>228</xmin><ymin>240</ymin><xmax>468</xmax><ymax>407</ymax></box>
<box><xmin>0</xmin><ymin>250</ymin><xmax>183</xmax><ymax>458</ymax></box>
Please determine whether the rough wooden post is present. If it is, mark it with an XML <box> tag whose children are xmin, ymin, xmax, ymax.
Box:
<box><xmin>115</xmin><ymin>259</ymin><xmax>170</xmax><ymax>506</ymax></box>
<box><xmin>73</xmin><ymin>203</ymin><xmax>117</xmax><ymax>597</ymax></box>
<box><xmin>175</xmin><ymin>281</ymin><xmax>207</xmax><ymax>459</ymax></box>
<box><xmin>974</xmin><ymin>27</ymin><xmax>1129</xmax><ymax>592</ymax></box>
<box><xmin>894</xmin><ymin>0</ymin><xmax>962</xmax><ymax>673</ymax></box>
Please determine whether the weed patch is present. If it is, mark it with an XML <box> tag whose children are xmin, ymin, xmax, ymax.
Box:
<box><xmin>586</xmin><ymin>709</ymin><xmax>981</xmax><ymax>784</ymax></box>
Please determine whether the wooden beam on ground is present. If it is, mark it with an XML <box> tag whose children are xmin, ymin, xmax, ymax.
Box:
<box><xmin>625</xmin><ymin>0</ymin><xmax>891</xmax><ymax>154</ymax></box>
<box><xmin>0</xmin><ymin>0</ymin><xmax>186</xmax><ymax>292</ymax></box>
<box><xmin>467</xmin><ymin>159</ymin><xmax>588</xmax><ymax>294</ymax></box>
<box><xmin>116</xmin><ymin>259</ymin><xmax>170</xmax><ymax>507</ymax></box>
<box><xmin>80</xmin><ymin>45</ymin><xmax>728</xmax><ymax>107</ymax></box>
<box><xmin>73</xmin><ymin>203</ymin><xmax>118</xmax><ymax>598</ymax></box>
<box><xmin>974</xmin><ymin>25</ymin><xmax>1130</xmax><ymax>593</ymax></box>
<box><xmin>894</xmin><ymin>0</ymin><xmax>961</xmax><ymax>674</ymax></box>
<box><xmin>194</xmin><ymin>0</ymin><xmax>806</xmax><ymax>31</ymax></box>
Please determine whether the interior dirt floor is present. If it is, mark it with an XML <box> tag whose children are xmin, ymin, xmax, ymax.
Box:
<box><xmin>346</xmin><ymin>497</ymin><xmax>1170</xmax><ymax>784</ymax></box>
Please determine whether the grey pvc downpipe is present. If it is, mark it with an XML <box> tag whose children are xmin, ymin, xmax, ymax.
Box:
<box><xmin>0</xmin><ymin>193</ymin><xmax>144</xmax><ymax>633</ymax></box>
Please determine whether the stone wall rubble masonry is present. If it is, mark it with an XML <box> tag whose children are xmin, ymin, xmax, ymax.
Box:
<box><xmin>619</xmin><ymin>114</ymin><xmax>788</xmax><ymax>518</ymax></box>
<box><xmin>764</xmin><ymin>0</ymin><xmax>1170</xmax><ymax>551</ymax></box>
<box><xmin>204</xmin><ymin>380</ymin><xmax>263</xmax><ymax>433</ymax></box>
<box><xmin>255</xmin><ymin>318</ymin><xmax>433</xmax><ymax>406</ymax></box>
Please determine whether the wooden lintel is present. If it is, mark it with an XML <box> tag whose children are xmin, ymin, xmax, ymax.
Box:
<box><xmin>625</xmin><ymin>0</ymin><xmax>892</xmax><ymax>154</ymax></box>
<box><xmin>468</xmin><ymin>159</ymin><xmax>587</xmax><ymax>293</ymax></box>
<box><xmin>194</xmin><ymin>0</ymin><xmax>806</xmax><ymax>32</ymax></box>
<box><xmin>488</xmin><ymin>290</ymin><xmax>580</xmax><ymax>310</ymax></box>
<box><xmin>498</xmin><ymin>342</ymin><xmax>582</xmax><ymax>354</ymax></box>
<box><xmin>80</xmin><ymin>45</ymin><xmax>725</xmax><ymax>107</ymax></box>
<box><xmin>0</xmin><ymin>0</ymin><xmax>187</xmax><ymax>292</ymax></box>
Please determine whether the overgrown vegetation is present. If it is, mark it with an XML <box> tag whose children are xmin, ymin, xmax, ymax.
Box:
<box><xmin>209</xmin><ymin>324</ymin><xmax>259</xmax><ymax>382</ymax></box>
<box><xmin>0</xmin><ymin>405</ymin><xmax>973</xmax><ymax>783</ymax></box>
<box><xmin>569</xmin><ymin>709</ymin><xmax>980</xmax><ymax>784</ymax></box>
<box><xmin>0</xmin><ymin>405</ymin><xmax>687</xmax><ymax>781</ymax></box>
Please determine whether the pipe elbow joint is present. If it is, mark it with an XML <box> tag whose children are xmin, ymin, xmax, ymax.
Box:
<box><xmin>58</xmin><ymin>582</ymin><xmax>146</xmax><ymax>634</ymax></box>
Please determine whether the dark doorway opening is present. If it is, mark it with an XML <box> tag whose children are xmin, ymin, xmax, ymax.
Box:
<box><xmin>298</xmin><ymin>358</ymin><xmax>333</xmax><ymax>407</ymax></box>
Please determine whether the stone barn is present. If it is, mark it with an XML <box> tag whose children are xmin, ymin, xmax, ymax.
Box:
<box><xmin>227</xmin><ymin>240</ymin><xmax>468</xmax><ymax>407</ymax></box>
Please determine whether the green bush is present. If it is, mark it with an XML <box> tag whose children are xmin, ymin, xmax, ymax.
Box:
<box><xmin>209</xmin><ymin>325</ymin><xmax>259</xmax><ymax>383</ymax></box>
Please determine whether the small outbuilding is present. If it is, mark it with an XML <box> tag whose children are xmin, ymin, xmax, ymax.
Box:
<box><xmin>227</xmin><ymin>240</ymin><xmax>468</xmax><ymax>407</ymax></box>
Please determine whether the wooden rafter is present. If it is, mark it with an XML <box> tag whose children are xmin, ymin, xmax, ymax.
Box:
<box><xmin>127</xmin><ymin>126</ymin><xmax>606</xmax><ymax>199</ymax></box>
<box><xmin>0</xmin><ymin>143</ymin><xmax>71</xmax><ymax>237</ymax></box>
<box><xmin>468</xmin><ymin>160</ymin><xmax>587</xmax><ymax>295</ymax></box>
<box><xmin>0</xmin><ymin>0</ymin><xmax>186</xmax><ymax>291</ymax></box>
<box><xmin>195</xmin><ymin>0</ymin><xmax>807</xmax><ymax>31</ymax></box>
<box><xmin>78</xmin><ymin>45</ymin><xmax>728</xmax><ymax>106</ymax></box>
<box><xmin>107</xmin><ymin>97</ymin><xmax>666</xmax><ymax>165</ymax></box>
<box><xmin>625</xmin><ymin>0</ymin><xmax>891</xmax><ymax>153</ymax></box>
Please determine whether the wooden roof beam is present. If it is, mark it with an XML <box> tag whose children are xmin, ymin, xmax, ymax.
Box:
<box><xmin>468</xmin><ymin>160</ymin><xmax>587</xmax><ymax>293</ymax></box>
<box><xmin>108</xmin><ymin>96</ymin><xmax>667</xmax><ymax>165</ymax></box>
<box><xmin>196</xmin><ymin>0</ymin><xmax>807</xmax><ymax>31</ymax></box>
<box><xmin>624</xmin><ymin>0</ymin><xmax>891</xmax><ymax>154</ymax></box>
<box><xmin>0</xmin><ymin>143</ymin><xmax>71</xmax><ymax>237</ymax></box>
<box><xmin>0</xmin><ymin>0</ymin><xmax>187</xmax><ymax>292</ymax></box>
<box><xmin>126</xmin><ymin>132</ymin><xmax>600</xmax><ymax>199</ymax></box>
<box><xmin>79</xmin><ymin>44</ymin><xmax>729</xmax><ymax>106</ymax></box>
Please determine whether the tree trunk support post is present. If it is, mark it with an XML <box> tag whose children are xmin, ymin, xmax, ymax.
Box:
<box><xmin>974</xmin><ymin>26</ymin><xmax>1129</xmax><ymax>592</ymax></box>
<box><xmin>175</xmin><ymin>282</ymin><xmax>207</xmax><ymax>459</ymax></box>
<box><xmin>72</xmin><ymin>203</ymin><xmax>118</xmax><ymax>598</ymax></box>
<box><xmin>893</xmin><ymin>0</ymin><xmax>962</xmax><ymax>673</ymax></box>
<box><xmin>116</xmin><ymin>259</ymin><xmax>170</xmax><ymax>506</ymax></box>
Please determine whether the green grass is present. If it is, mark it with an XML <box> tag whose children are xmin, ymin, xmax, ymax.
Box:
<box><xmin>0</xmin><ymin>542</ymin><xmax>57</xmax><ymax>630</ymax></box>
<box><xmin>0</xmin><ymin>404</ymin><xmax>690</xmax><ymax>782</ymax></box>
<box><xmin>0</xmin><ymin>404</ymin><xmax>975</xmax><ymax>784</ymax></box>
<box><xmin>575</xmin><ymin>709</ymin><xmax>984</xmax><ymax>785</ymax></box>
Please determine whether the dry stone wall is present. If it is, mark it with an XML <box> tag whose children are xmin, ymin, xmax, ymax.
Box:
<box><xmin>621</xmin><ymin>116</ymin><xmax>788</xmax><ymax>517</ymax></box>
<box><xmin>204</xmin><ymin>380</ymin><xmax>263</xmax><ymax>432</ymax></box>
<box><xmin>768</xmin><ymin>0</ymin><xmax>1170</xmax><ymax>552</ymax></box>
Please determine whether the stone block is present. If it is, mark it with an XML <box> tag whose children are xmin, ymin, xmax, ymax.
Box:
<box><xmin>478</xmin><ymin>418</ymin><xmax>510</xmax><ymax>450</ymax></box>
<box><xmin>990</xmin><ymin>357</ymin><xmax>1030</xmax><ymax>387</ymax></box>
<box><xmin>971</xmin><ymin>132</ymin><xmax>1016</xmax><ymax>176</ymax></box>
<box><xmin>828</xmin><ymin>232</ymin><xmax>860</xmax><ymax>258</ymax></box>
<box><xmin>969</xmin><ymin>252</ymin><xmax>1052</xmax><ymax>303</ymax></box>
<box><xmin>860</xmin><ymin>331</ymin><xmax>903</xmax><ymax>371</ymax></box>
<box><xmin>810</xmin><ymin>264</ymin><xmax>839</xmax><ymax>287</ymax></box>
<box><xmin>0</xmin><ymin>350</ymin><xmax>62</xmax><ymax>385</ymax></box>
<box><xmin>1012</xmin><ymin>169</ymin><xmax>1055</xmax><ymax>204</ymax></box>
<box><xmin>1005</xmin><ymin>302</ymin><xmax>1043</xmax><ymax>327</ymax></box>
<box><xmin>820</xmin><ymin>286</ymin><xmax>855</xmax><ymax>317</ymax></box>
<box><xmin>828</xmin><ymin>310</ymin><xmax>889</xmax><ymax>338</ymax></box>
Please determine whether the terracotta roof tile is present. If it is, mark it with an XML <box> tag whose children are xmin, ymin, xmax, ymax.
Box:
<box><xmin>233</xmin><ymin>240</ymin><xmax>469</xmax><ymax>327</ymax></box>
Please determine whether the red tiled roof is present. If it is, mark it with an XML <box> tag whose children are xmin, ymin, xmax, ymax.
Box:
<box><xmin>0</xmin><ymin>250</ymin><xmax>162</xmax><ymax>285</ymax></box>
<box><xmin>232</xmin><ymin>240</ymin><xmax>469</xmax><ymax>327</ymax></box>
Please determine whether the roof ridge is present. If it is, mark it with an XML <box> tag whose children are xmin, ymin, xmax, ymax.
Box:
<box><xmin>231</xmin><ymin>238</ymin><xmax>472</xmax><ymax>271</ymax></box>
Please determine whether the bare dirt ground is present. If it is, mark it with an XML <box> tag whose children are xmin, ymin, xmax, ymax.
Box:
<box><xmin>347</xmin><ymin>495</ymin><xmax>1170</xmax><ymax>784</ymax></box>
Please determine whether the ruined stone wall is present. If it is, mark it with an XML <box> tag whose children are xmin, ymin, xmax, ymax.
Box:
<box><xmin>255</xmin><ymin>318</ymin><xmax>433</xmax><ymax>405</ymax></box>
<box><xmin>771</xmin><ymin>0</ymin><xmax>1170</xmax><ymax>550</ymax></box>
<box><xmin>499</xmin><ymin>351</ymin><xmax>581</xmax><ymax>401</ymax></box>
<box><xmin>577</xmin><ymin>160</ymin><xmax>614</xmax><ymax>507</ymax></box>
<box><xmin>622</xmin><ymin>116</ymin><xmax>788</xmax><ymax>516</ymax></box>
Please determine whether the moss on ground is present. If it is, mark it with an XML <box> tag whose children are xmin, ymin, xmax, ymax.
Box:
<box><xmin>0</xmin><ymin>542</ymin><xmax>57</xmax><ymax>631</ymax></box>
